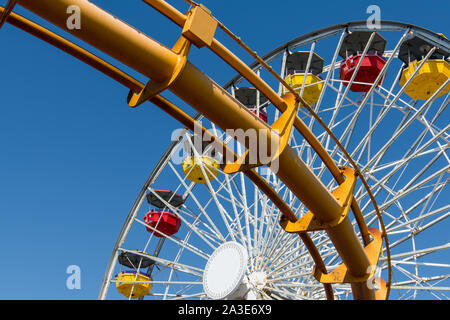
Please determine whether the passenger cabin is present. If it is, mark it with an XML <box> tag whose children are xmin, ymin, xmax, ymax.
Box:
<box><xmin>144</xmin><ymin>209</ymin><xmax>182</xmax><ymax>237</ymax></box>
<box><xmin>118</xmin><ymin>250</ymin><xmax>155</xmax><ymax>269</ymax></box>
<box><xmin>182</xmin><ymin>135</ymin><xmax>220</xmax><ymax>184</ymax></box>
<box><xmin>398</xmin><ymin>35</ymin><xmax>450</xmax><ymax>100</ymax></box>
<box><xmin>234</xmin><ymin>87</ymin><xmax>269</xmax><ymax>123</ymax></box>
<box><xmin>146</xmin><ymin>189</ymin><xmax>185</xmax><ymax>209</ymax></box>
<box><xmin>115</xmin><ymin>270</ymin><xmax>152</xmax><ymax>298</ymax></box>
<box><xmin>339</xmin><ymin>31</ymin><xmax>387</xmax><ymax>92</ymax></box>
<box><xmin>285</xmin><ymin>51</ymin><xmax>324</xmax><ymax>105</ymax></box>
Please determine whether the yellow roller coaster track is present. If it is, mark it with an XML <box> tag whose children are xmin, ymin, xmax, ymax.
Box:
<box><xmin>0</xmin><ymin>0</ymin><xmax>392</xmax><ymax>300</ymax></box>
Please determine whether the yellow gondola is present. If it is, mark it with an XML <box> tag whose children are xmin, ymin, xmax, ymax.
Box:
<box><xmin>115</xmin><ymin>271</ymin><xmax>152</xmax><ymax>299</ymax></box>
<box><xmin>400</xmin><ymin>59</ymin><xmax>450</xmax><ymax>100</ymax></box>
<box><xmin>285</xmin><ymin>73</ymin><xmax>324</xmax><ymax>105</ymax></box>
<box><xmin>182</xmin><ymin>156</ymin><xmax>220</xmax><ymax>183</ymax></box>
<box><xmin>398</xmin><ymin>35</ymin><xmax>449</xmax><ymax>100</ymax></box>
<box><xmin>284</xmin><ymin>51</ymin><xmax>324</xmax><ymax>105</ymax></box>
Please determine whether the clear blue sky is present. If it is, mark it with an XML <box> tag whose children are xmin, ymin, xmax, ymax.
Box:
<box><xmin>0</xmin><ymin>0</ymin><xmax>448</xmax><ymax>299</ymax></box>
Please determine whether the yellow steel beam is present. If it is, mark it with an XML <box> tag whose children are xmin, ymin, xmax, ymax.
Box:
<box><xmin>16</xmin><ymin>0</ymin><xmax>375</xmax><ymax>299</ymax></box>
<box><xmin>0</xmin><ymin>6</ymin><xmax>335</xmax><ymax>299</ymax></box>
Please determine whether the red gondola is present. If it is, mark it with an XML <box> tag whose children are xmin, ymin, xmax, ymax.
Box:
<box><xmin>339</xmin><ymin>31</ymin><xmax>387</xmax><ymax>92</ymax></box>
<box><xmin>340</xmin><ymin>52</ymin><xmax>386</xmax><ymax>92</ymax></box>
<box><xmin>144</xmin><ymin>209</ymin><xmax>181</xmax><ymax>237</ymax></box>
<box><xmin>248</xmin><ymin>107</ymin><xmax>268</xmax><ymax>123</ymax></box>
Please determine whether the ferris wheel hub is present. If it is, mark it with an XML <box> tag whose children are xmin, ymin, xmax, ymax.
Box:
<box><xmin>248</xmin><ymin>271</ymin><xmax>267</xmax><ymax>290</ymax></box>
<box><xmin>203</xmin><ymin>242</ymin><xmax>248</xmax><ymax>299</ymax></box>
<box><xmin>242</xmin><ymin>271</ymin><xmax>268</xmax><ymax>300</ymax></box>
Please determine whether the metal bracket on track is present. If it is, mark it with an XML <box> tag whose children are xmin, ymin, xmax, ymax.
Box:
<box><xmin>280</xmin><ymin>166</ymin><xmax>356</xmax><ymax>233</ymax></box>
<box><xmin>127</xmin><ymin>35</ymin><xmax>191</xmax><ymax>108</ymax></box>
<box><xmin>222</xmin><ymin>93</ymin><xmax>299</xmax><ymax>174</ymax></box>
<box><xmin>127</xmin><ymin>4</ymin><xmax>218</xmax><ymax>108</ymax></box>
<box><xmin>0</xmin><ymin>0</ymin><xmax>18</xmax><ymax>30</ymax></box>
<box><xmin>312</xmin><ymin>228</ymin><xmax>383</xmax><ymax>283</ymax></box>
<box><xmin>279</xmin><ymin>166</ymin><xmax>387</xmax><ymax>299</ymax></box>
<box><xmin>312</xmin><ymin>227</ymin><xmax>387</xmax><ymax>299</ymax></box>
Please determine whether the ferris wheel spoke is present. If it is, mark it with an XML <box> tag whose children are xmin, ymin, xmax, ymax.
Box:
<box><xmin>267</xmin><ymin>268</ymin><xmax>312</xmax><ymax>283</ymax></box>
<box><xmin>255</xmin><ymin>203</ymin><xmax>284</xmax><ymax>270</ymax></box>
<box><xmin>147</xmin><ymin>187</ymin><xmax>225</xmax><ymax>247</ymax></box>
<box><xmin>117</xmin><ymin>248</ymin><xmax>204</xmax><ymax>277</ymax></box>
<box><xmin>391</xmin><ymin>260</ymin><xmax>450</xmax><ymax>268</ymax></box>
<box><xmin>391</xmin><ymin>274</ymin><xmax>450</xmax><ymax>287</ymax></box>
<box><xmin>357</xmin><ymin>108</ymin><xmax>412</xmax><ymax>169</ymax></box>
<box><xmin>308</xmin><ymin>29</ymin><xmax>347</xmax><ymax>126</ymax></box>
<box><xmin>301</xmin><ymin>109</ymin><xmax>359</xmax><ymax>176</ymax></box>
<box><xmin>386</xmin><ymin>204</ymin><xmax>450</xmax><ymax>233</ymax></box>
<box><xmin>268</xmin><ymin>285</ymin><xmax>314</xmax><ymax>300</ymax></box>
<box><xmin>266</xmin><ymin>241</ymin><xmax>310</xmax><ymax>277</ymax></box>
<box><xmin>222</xmin><ymin>175</ymin><xmax>251</xmax><ymax>252</ymax></box>
<box><xmin>161</xmin><ymin>215</ymin><xmax>215</xmax><ymax>299</ymax></box>
<box><xmin>258</xmin><ymin>232</ymin><xmax>291</xmax><ymax>271</ymax></box>
<box><xmin>412</xmin><ymin>175</ymin><xmax>447</xmax><ymax>228</ymax></box>
<box><xmin>383</xmin><ymin>243</ymin><xmax>450</xmax><ymax>264</ymax></box>
<box><xmin>359</xmin><ymin>164</ymin><xmax>448</xmax><ymax>225</ymax></box>
<box><xmin>356</xmin><ymin>135</ymin><xmax>448</xmax><ymax>213</ymax></box>
<box><xmin>181</xmin><ymin>206</ymin><xmax>227</xmax><ymax>245</ymax></box>
<box><xmin>167</xmin><ymin>161</ymin><xmax>227</xmax><ymax>243</ymax></box>
<box><xmin>237</xmin><ymin>168</ymin><xmax>255</xmax><ymax>265</ymax></box>
<box><xmin>395</xmin><ymin>165</ymin><xmax>448</xmax><ymax>204</ymax></box>
<box><xmin>391</xmin><ymin>284</ymin><xmax>450</xmax><ymax>299</ymax></box>
<box><xmin>254</xmin><ymin>189</ymin><xmax>271</xmax><ymax>260</ymax></box>
<box><xmin>252</xmin><ymin>178</ymin><xmax>262</xmax><ymax>255</ymax></box>
<box><xmin>391</xmin><ymin>263</ymin><xmax>449</xmax><ymax>298</ymax></box>
<box><xmin>378</xmin><ymin>185</ymin><xmax>447</xmax><ymax>235</ymax></box>
<box><xmin>365</xmin><ymin>186</ymin><xmax>447</xmax><ymax>236</ymax></box>
<box><xmin>350</xmin><ymin>49</ymin><xmax>438</xmax><ymax>160</ymax></box>
<box><xmin>121</xmin><ymin>280</ymin><xmax>203</xmax><ymax>285</ymax></box>
<box><xmin>270</xmin><ymin>281</ymin><xmax>332</xmax><ymax>291</ymax></box>
<box><xmin>389</xmin><ymin>212</ymin><xmax>449</xmax><ymax>249</ymax></box>
<box><xmin>168</xmin><ymin>292</ymin><xmax>207</xmax><ymax>300</ymax></box>
<box><xmin>346</xmin><ymin>29</ymin><xmax>410</xmax><ymax>128</ymax></box>
<box><xmin>379</xmin><ymin>266</ymin><xmax>449</xmax><ymax>299</ymax></box>
<box><xmin>133</xmin><ymin>218</ymin><xmax>212</xmax><ymax>260</ymax></box>
<box><xmin>363</xmin><ymin>88</ymin><xmax>449</xmax><ymax>172</ymax></box>
<box><xmin>259</xmin><ymin>230</ymin><xmax>293</xmax><ymax>272</ymax></box>
<box><xmin>401</xmin><ymin>153</ymin><xmax>448</xmax><ymax>193</ymax></box>
<box><xmin>202</xmin><ymin>183</ymin><xmax>240</xmax><ymax>243</ymax></box>
<box><xmin>324</xmin><ymin>80</ymin><xmax>362</xmax><ymax>112</ymax></box>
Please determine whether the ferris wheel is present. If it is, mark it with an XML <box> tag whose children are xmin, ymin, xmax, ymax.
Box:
<box><xmin>1</xmin><ymin>0</ymin><xmax>448</xmax><ymax>300</ymax></box>
<box><xmin>99</xmin><ymin>21</ymin><xmax>449</xmax><ymax>299</ymax></box>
